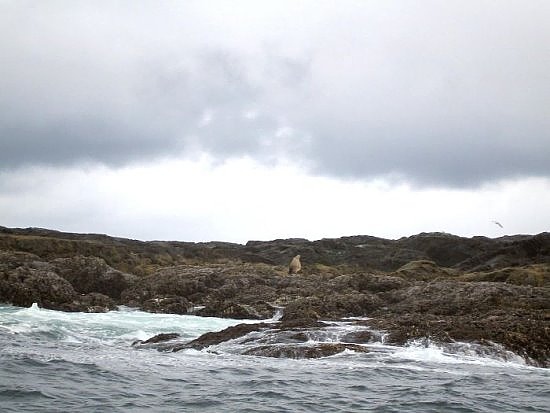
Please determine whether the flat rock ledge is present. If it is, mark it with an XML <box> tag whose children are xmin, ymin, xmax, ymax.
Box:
<box><xmin>132</xmin><ymin>321</ymin><xmax>369</xmax><ymax>359</ymax></box>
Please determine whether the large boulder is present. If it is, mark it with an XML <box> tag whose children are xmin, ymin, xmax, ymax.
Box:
<box><xmin>52</xmin><ymin>256</ymin><xmax>137</xmax><ymax>299</ymax></box>
<box><xmin>0</xmin><ymin>266</ymin><xmax>76</xmax><ymax>310</ymax></box>
<box><xmin>0</xmin><ymin>252</ymin><xmax>116</xmax><ymax>312</ymax></box>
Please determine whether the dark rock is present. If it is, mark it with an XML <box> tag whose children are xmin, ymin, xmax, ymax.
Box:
<box><xmin>141</xmin><ymin>295</ymin><xmax>192</xmax><ymax>315</ymax></box>
<box><xmin>456</xmin><ymin>232</ymin><xmax>550</xmax><ymax>271</ymax></box>
<box><xmin>144</xmin><ymin>333</ymin><xmax>181</xmax><ymax>344</ymax></box>
<box><xmin>0</xmin><ymin>266</ymin><xmax>77</xmax><ymax>310</ymax></box>
<box><xmin>369</xmin><ymin>310</ymin><xmax>549</xmax><ymax>367</ymax></box>
<box><xmin>133</xmin><ymin>333</ymin><xmax>181</xmax><ymax>347</ymax></box>
<box><xmin>331</xmin><ymin>273</ymin><xmax>409</xmax><ymax>293</ymax></box>
<box><xmin>340</xmin><ymin>330</ymin><xmax>376</xmax><ymax>344</ymax></box>
<box><xmin>458</xmin><ymin>265</ymin><xmax>550</xmax><ymax>287</ymax></box>
<box><xmin>187</xmin><ymin>323</ymin><xmax>271</xmax><ymax>350</ymax></box>
<box><xmin>3</xmin><ymin>226</ymin><xmax>549</xmax><ymax>274</ymax></box>
<box><xmin>379</xmin><ymin>281</ymin><xmax>549</xmax><ymax>316</ymax></box>
<box><xmin>287</xmin><ymin>332</ymin><xmax>309</xmax><ymax>342</ymax></box>
<box><xmin>164</xmin><ymin>322</ymin><xmax>273</xmax><ymax>352</ymax></box>
<box><xmin>368</xmin><ymin>280</ymin><xmax>550</xmax><ymax>367</ymax></box>
<box><xmin>279</xmin><ymin>318</ymin><xmax>329</xmax><ymax>329</ymax></box>
<box><xmin>396</xmin><ymin>232</ymin><xmax>490</xmax><ymax>268</ymax></box>
<box><xmin>197</xmin><ymin>300</ymin><xmax>273</xmax><ymax>319</ymax></box>
<box><xmin>243</xmin><ymin>343</ymin><xmax>369</xmax><ymax>358</ymax></box>
<box><xmin>120</xmin><ymin>265</ymin><xmax>223</xmax><ymax>307</ymax></box>
<box><xmin>0</xmin><ymin>250</ymin><xmax>47</xmax><ymax>271</ymax></box>
<box><xmin>281</xmin><ymin>293</ymin><xmax>382</xmax><ymax>321</ymax></box>
<box><xmin>392</xmin><ymin>260</ymin><xmax>457</xmax><ymax>281</ymax></box>
<box><xmin>52</xmin><ymin>256</ymin><xmax>137</xmax><ymax>299</ymax></box>
<box><xmin>69</xmin><ymin>292</ymin><xmax>117</xmax><ymax>313</ymax></box>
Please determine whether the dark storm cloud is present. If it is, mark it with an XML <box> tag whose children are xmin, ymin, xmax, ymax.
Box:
<box><xmin>1</xmin><ymin>1</ymin><xmax>549</xmax><ymax>187</ymax></box>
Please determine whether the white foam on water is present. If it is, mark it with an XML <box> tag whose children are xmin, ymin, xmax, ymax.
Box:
<box><xmin>1</xmin><ymin>303</ymin><xmax>259</xmax><ymax>347</ymax></box>
<box><xmin>390</xmin><ymin>339</ymin><xmax>529</xmax><ymax>368</ymax></box>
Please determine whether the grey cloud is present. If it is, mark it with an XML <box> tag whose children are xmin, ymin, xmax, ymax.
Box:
<box><xmin>307</xmin><ymin>122</ymin><xmax>550</xmax><ymax>187</ymax></box>
<box><xmin>1</xmin><ymin>1</ymin><xmax>549</xmax><ymax>188</ymax></box>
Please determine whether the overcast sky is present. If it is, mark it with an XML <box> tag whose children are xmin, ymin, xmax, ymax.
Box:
<box><xmin>1</xmin><ymin>1</ymin><xmax>549</xmax><ymax>242</ymax></box>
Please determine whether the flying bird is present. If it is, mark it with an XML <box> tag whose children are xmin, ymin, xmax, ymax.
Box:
<box><xmin>492</xmin><ymin>221</ymin><xmax>503</xmax><ymax>228</ymax></box>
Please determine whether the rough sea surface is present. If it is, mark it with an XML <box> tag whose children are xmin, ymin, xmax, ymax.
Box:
<box><xmin>1</xmin><ymin>304</ymin><xmax>548</xmax><ymax>412</ymax></box>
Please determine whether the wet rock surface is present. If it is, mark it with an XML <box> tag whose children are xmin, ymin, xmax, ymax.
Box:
<box><xmin>242</xmin><ymin>343</ymin><xmax>369</xmax><ymax>359</ymax></box>
<box><xmin>1</xmin><ymin>226</ymin><xmax>549</xmax><ymax>365</ymax></box>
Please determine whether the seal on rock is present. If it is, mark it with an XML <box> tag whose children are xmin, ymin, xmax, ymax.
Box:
<box><xmin>288</xmin><ymin>255</ymin><xmax>302</xmax><ymax>274</ymax></box>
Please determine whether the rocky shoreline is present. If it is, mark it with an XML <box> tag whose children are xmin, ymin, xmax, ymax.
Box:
<box><xmin>1</xmin><ymin>226</ymin><xmax>548</xmax><ymax>367</ymax></box>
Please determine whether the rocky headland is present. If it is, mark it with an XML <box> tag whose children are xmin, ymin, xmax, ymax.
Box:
<box><xmin>1</xmin><ymin>226</ymin><xmax>549</xmax><ymax>367</ymax></box>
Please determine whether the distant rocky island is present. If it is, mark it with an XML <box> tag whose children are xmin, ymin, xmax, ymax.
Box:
<box><xmin>0</xmin><ymin>226</ymin><xmax>548</xmax><ymax>367</ymax></box>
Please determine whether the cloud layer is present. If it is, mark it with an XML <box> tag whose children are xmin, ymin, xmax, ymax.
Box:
<box><xmin>3</xmin><ymin>159</ymin><xmax>549</xmax><ymax>242</ymax></box>
<box><xmin>1</xmin><ymin>1</ymin><xmax>549</xmax><ymax>187</ymax></box>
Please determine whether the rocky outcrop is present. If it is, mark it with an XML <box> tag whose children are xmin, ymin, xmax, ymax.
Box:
<box><xmin>1</xmin><ymin>226</ymin><xmax>550</xmax><ymax>365</ymax></box>
<box><xmin>0</xmin><ymin>251</ymin><xmax>116</xmax><ymax>312</ymax></box>
<box><xmin>365</xmin><ymin>280</ymin><xmax>550</xmax><ymax>366</ymax></box>
<box><xmin>0</xmin><ymin>265</ymin><xmax>76</xmax><ymax>310</ymax></box>
<box><xmin>51</xmin><ymin>256</ymin><xmax>137</xmax><ymax>299</ymax></box>
<box><xmin>367</xmin><ymin>310</ymin><xmax>549</xmax><ymax>367</ymax></box>
<box><xmin>132</xmin><ymin>320</ymin><xmax>370</xmax><ymax>359</ymax></box>
<box><xmin>3</xmin><ymin>226</ymin><xmax>548</xmax><ymax>274</ymax></box>
<box><xmin>128</xmin><ymin>273</ymin><xmax>549</xmax><ymax>365</ymax></box>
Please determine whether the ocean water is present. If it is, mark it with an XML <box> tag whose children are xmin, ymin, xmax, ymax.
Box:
<box><xmin>0</xmin><ymin>304</ymin><xmax>548</xmax><ymax>412</ymax></box>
